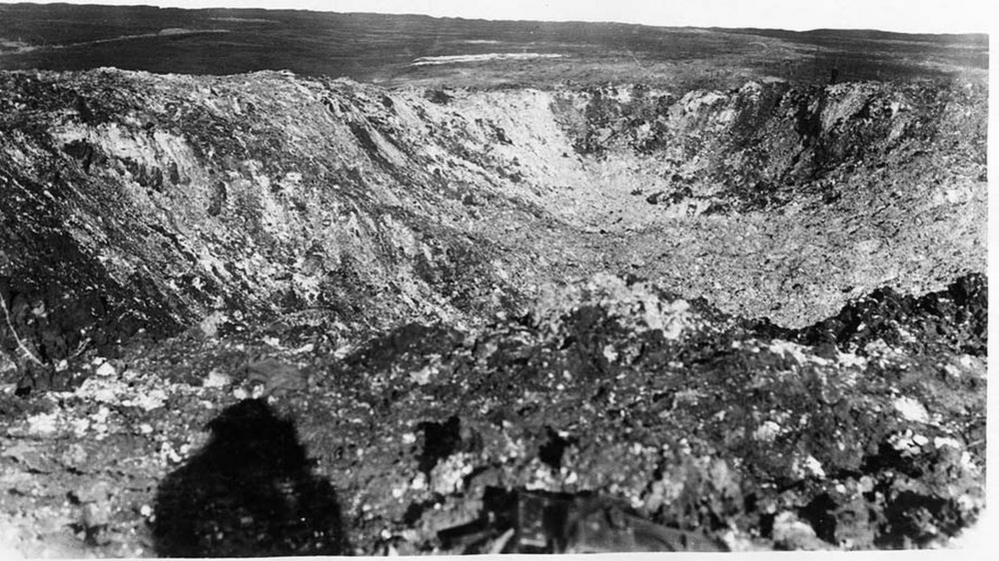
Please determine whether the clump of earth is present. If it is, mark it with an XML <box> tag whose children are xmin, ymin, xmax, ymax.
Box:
<box><xmin>0</xmin><ymin>67</ymin><xmax>987</xmax><ymax>556</ymax></box>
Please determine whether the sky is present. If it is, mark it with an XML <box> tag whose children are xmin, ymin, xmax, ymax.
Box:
<box><xmin>3</xmin><ymin>0</ymin><xmax>993</xmax><ymax>34</ymax></box>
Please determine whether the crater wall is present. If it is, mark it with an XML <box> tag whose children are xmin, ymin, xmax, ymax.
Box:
<box><xmin>0</xmin><ymin>69</ymin><xmax>986</xmax><ymax>369</ymax></box>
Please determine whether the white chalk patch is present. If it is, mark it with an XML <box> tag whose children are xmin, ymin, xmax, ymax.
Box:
<box><xmin>753</xmin><ymin>420</ymin><xmax>782</xmax><ymax>442</ymax></box>
<box><xmin>94</xmin><ymin>362</ymin><xmax>117</xmax><ymax>377</ymax></box>
<box><xmin>202</xmin><ymin>369</ymin><xmax>230</xmax><ymax>388</ymax></box>
<box><xmin>412</xmin><ymin>53</ymin><xmax>563</xmax><ymax>66</ymax></box>
<box><xmin>893</xmin><ymin>396</ymin><xmax>930</xmax><ymax>423</ymax></box>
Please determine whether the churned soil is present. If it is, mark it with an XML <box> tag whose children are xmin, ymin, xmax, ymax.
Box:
<box><xmin>0</xmin><ymin>65</ymin><xmax>987</xmax><ymax>555</ymax></box>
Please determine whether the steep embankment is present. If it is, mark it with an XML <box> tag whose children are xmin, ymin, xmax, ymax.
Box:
<box><xmin>0</xmin><ymin>69</ymin><xmax>987</xmax><ymax>555</ymax></box>
<box><xmin>0</xmin><ymin>69</ymin><xmax>986</xmax><ymax>373</ymax></box>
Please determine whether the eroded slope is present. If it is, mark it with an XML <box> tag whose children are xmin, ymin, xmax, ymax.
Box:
<box><xmin>0</xmin><ymin>69</ymin><xmax>986</xmax><ymax>370</ymax></box>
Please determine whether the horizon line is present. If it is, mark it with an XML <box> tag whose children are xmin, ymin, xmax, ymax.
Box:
<box><xmin>0</xmin><ymin>1</ymin><xmax>990</xmax><ymax>36</ymax></box>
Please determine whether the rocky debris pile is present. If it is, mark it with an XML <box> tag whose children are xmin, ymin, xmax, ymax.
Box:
<box><xmin>0</xmin><ymin>272</ymin><xmax>985</xmax><ymax>555</ymax></box>
<box><xmin>311</xmin><ymin>273</ymin><xmax>985</xmax><ymax>552</ymax></box>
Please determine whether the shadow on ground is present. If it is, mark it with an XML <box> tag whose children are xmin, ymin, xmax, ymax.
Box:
<box><xmin>151</xmin><ymin>398</ymin><xmax>347</xmax><ymax>556</ymax></box>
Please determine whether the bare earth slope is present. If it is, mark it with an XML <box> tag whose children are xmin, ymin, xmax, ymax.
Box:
<box><xmin>0</xmin><ymin>68</ymin><xmax>987</xmax><ymax>555</ymax></box>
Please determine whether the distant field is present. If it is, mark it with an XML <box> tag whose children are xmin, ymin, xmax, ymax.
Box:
<box><xmin>0</xmin><ymin>3</ymin><xmax>987</xmax><ymax>89</ymax></box>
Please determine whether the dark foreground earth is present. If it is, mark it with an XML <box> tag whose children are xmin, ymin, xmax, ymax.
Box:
<box><xmin>0</xmin><ymin>7</ymin><xmax>989</xmax><ymax>558</ymax></box>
